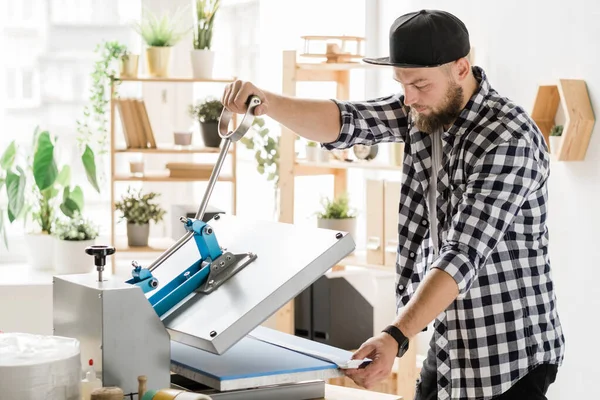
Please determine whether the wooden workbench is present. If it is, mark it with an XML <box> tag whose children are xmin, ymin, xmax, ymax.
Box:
<box><xmin>322</xmin><ymin>384</ymin><xmax>402</xmax><ymax>399</ymax></box>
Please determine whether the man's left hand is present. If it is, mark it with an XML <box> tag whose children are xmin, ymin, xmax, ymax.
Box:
<box><xmin>343</xmin><ymin>332</ymin><xmax>398</xmax><ymax>389</ymax></box>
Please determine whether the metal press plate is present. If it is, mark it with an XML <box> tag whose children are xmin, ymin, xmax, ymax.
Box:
<box><xmin>158</xmin><ymin>214</ymin><xmax>355</xmax><ymax>354</ymax></box>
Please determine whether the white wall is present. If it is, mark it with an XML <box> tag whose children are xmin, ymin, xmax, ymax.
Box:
<box><xmin>376</xmin><ymin>1</ymin><xmax>600</xmax><ymax>399</ymax></box>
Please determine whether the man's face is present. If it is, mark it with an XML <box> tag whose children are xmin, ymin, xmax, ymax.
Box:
<box><xmin>393</xmin><ymin>65</ymin><xmax>464</xmax><ymax>133</ymax></box>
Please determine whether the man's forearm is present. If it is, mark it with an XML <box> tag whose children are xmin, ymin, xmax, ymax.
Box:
<box><xmin>394</xmin><ymin>269</ymin><xmax>460</xmax><ymax>338</ymax></box>
<box><xmin>264</xmin><ymin>91</ymin><xmax>341</xmax><ymax>143</ymax></box>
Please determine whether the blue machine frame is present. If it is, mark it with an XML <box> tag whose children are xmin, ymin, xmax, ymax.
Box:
<box><xmin>125</xmin><ymin>217</ymin><xmax>225</xmax><ymax>318</ymax></box>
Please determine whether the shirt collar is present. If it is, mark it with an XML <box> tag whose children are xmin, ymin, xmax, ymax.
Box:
<box><xmin>446</xmin><ymin>66</ymin><xmax>490</xmax><ymax>137</ymax></box>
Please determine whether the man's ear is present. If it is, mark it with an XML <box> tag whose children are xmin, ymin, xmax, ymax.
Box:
<box><xmin>455</xmin><ymin>57</ymin><xmax>471</xmax><ymax>82</ymax></box>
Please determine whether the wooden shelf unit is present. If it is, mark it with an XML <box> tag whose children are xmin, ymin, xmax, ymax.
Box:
<box><xmin>109</xmin><ymin>76</ymin><xmax>237</xmax><ymax>269</ymax></box>
<box><xmin>531</xmin><ymin>79</ymin><xmax>595</xmax><ymax>161</ymax></box>
<box><xmin>277</xmin><ymin>50</ymin><xmax>414</xmax><ymax>400</ymax></box>
<box><xmin>117</xmin><ymin>76</ymin><xmax>236</xmax><ymax>83</ymax></box>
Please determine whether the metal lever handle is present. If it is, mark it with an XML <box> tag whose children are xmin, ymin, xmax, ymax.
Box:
<box><xmin>195</xmin><ymin>95</ymin><xmax>262</xmax><ymax>220</ymax></box>
<box><xmin>218</xmin><ymin>95</ymin><xmax>262</xmax><ymax>142</ymax></box>
<box><xmin>147</xmin><ymin>96</ymin><xmax>261</xmax><ymax>272</ymax></box>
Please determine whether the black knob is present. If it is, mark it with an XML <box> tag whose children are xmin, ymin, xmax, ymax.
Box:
<box><xmin>85</xmin><ymin>245</ymin><xmax>116</xmax><ymax>268</ymax></box>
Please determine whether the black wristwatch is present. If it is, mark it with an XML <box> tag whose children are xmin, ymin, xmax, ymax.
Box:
<box><xmin>382</xmin><ymin>325</ymin><xmax>409</xmax><ymax>358</ymax></box>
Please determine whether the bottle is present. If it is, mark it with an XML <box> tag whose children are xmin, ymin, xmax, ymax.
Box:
<box><xmin>81</xmin><ymin>359</ymin><xmax>102</xmax><ymax>400</ymax></box>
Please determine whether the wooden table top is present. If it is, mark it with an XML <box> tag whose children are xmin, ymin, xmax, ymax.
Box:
<box><xmin>321</xmin><ymin>384</ymin><xmax>402</xmax><ymax>400</ymax></box>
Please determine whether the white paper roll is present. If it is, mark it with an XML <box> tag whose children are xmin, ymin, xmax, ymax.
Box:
<box><xmin>0</xmin><ymin>332</ymin><xmax>81</xmax><ymax>400</ymax></box>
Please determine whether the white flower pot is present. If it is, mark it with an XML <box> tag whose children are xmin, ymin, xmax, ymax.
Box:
<box><xmin>54</xmin><ymin>239</ymin><xmax>96</xmax><ymax>275</ymax></box>
<box><xmin>24</xmin><ymin>233</ymin><xmax>55</xmax><ymax>270</ymax></box>
<box><xmin>191</xmin><ymin>49</ymin><xmax>215</xmax><ymax>79</ymax></box>
<box><xmin>549</xmin><ymin>136</ymin><xmax>562</xmax><ymax>159</ymax></box>
<box><xmin>306</xmin><ymin>145</ymin><xmax>319</xmax><ymax>161</ymax></box>
<box><xmin>317</xmin><ymin>217</ymin><xmax>357</xmax><ymax>241</ymax></box>
<box><xmin>318</xmin><ymin>148</ymin><xmax>330</xmax><ymax>163</ymax></box>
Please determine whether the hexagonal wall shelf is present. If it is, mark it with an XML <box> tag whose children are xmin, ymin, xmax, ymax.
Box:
<box><xmin>531</xmin><ymin>79</ymin><xmax>595</xmax><ymax>161</ymax></box>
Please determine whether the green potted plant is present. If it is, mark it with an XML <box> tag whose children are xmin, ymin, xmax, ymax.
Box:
<box><xmin>191</xmin><ymin>0</ymin><xmax>220</xmax><ymax>79</ymax></box>
<box><xmin>53</xmin><ymin>213</ymin><xmax>99</xmax><ymax>274</ymax></box>
<box><xmin>0</xmin><ymin>128</ymin><xmax>85</xmax><ymax>269</ymax></box>
<box><xmin>115</xmin><ymin>187</ymin><xmax>166</xmax><ymax>247</ymax></box>
<box><xmin>119</xmin><ymin>49</ymin><xmax>139</xmax><ymax>78</ymax></box>
<box><xmin>188</xmin><ymin>97</ymin><xmax>224</xmax><ymax>148</ymax></box>
<box><xmin>549</xmin><ymin>124</ymin><xmax>563</xmax><ymax>157</ymax></box>
<box><xmin>315</xmin><ymin>193</ymin><xmax>357</xmax><ymax>241</ymax></box>
<box><xmin>76</xmin><ymin>40</ymin><xmax>129</xmax><ymax>192</ymax></box>
<box><xmin>133</xmin><ymin>6</ymin><xmax>190</xmax><ymax>77</ymax></box>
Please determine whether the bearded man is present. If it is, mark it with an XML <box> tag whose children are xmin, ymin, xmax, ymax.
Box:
<box><xmin>221</xmin><ymin>9</ymin><xmax>565</xmax><ymax>400</ymax></box>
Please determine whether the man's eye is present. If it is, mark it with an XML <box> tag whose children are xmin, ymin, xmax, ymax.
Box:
<box><xmin>416</xmin><ymin>85</ymin><xmax>429</xmax><ymax>90</ymax></box>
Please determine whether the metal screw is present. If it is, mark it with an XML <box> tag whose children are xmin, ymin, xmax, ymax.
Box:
<box><xmin>226</xmin><ymin>255</ymin><xmax>232</xmax><ymax>261</ymax></box>
<box><xmin>219</xmin><ymin>261</ymin><xmax>225</xmax><ymax>267</ymax></box>
<box><xmin>336</xmin><ymin>232</ymin><xmax>343</xmax><ymax>239</ymax></box>
<box><xmin>208</xmin><ymin>280</ymin><xmax>215</xmax><ymax>286</ymax></box>
<box><xmin>151</xmin><ymin>280</ymin><xmax>158</xmax><ymax>288</ymax></box>
<box><xmin>184</xmin><ymin>271</ymin><xmax>191</xmax><ymax>279</ymax></box>
<box><xmin>204</xmin><ymin>226</ymin><xmax>213</xmax><ymax>235</ymax></box>
<box><xmin>214</xmin><ymin>214</ymin><xmax>221</xmax><ymax>220</ymax></box>
<box><xmin>210</xmin><ymin>331</ymin><xmax>217</xmax><ymax>337</ymax></box>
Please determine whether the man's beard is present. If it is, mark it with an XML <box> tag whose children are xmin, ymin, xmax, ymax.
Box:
<box><xmin>411</xmin><ymin>82</ymin><xmax>464</xmax><ymax>133</ymax></box>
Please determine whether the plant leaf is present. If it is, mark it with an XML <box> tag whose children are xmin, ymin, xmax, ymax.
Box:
<box><xmin>82</xmin><ymin>145</ymin><xmax>100</xmax><ymax>193</ymax></box>
<box><xmin>70</xmin><ymin>185</ymin><xmax>84</xmax><ymax>212</ymax></box>
<box><xmin>0</xmin><ymin>141</ymin><xmax>17</xmax><ymax>170</ymax></box>
<box><xmin>60</xmin><ymin>198</ymin><xmax>79</xmax><ymax>218</ymax></box>
<box><xmin>56</xmin><ymin>165</ymin><xmax>71</xmax><ymax>187</ymax></box>
<box><xmin>33</xmin><ymin>131</ymin><xmax>58</xmax><ymax>191</ymax></box>
<box><xmin>6</xmin><ymin>167</ymin><xmax>26</xmax><ymax>223</ymax></box>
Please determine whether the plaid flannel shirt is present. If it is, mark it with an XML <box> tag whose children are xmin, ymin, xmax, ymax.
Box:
<box><xmin>323</xmin><ymin>66</ymin><xmax>565</xmax><ymax>399</ymax></box>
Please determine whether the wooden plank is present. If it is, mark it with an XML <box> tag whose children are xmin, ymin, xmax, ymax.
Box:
<box><xmin>110</xmin><ymin>82</ymin><xmax>116</xmax><ymax>274</ymax></box>
<box><xmin>296</xmin><ymin>160</ymin><xmax>403</xmax><ymax>171</ymax></box>
<box><xmin>113</xmin><ymin>173</ymin><xmax>233</xmax><ymax>182</ymax></box>
<box><xmin>557</xmin><ymin>79</ymin><xmax>596</xmax><ymax>161</ymax></box>
<box><xmin>530</xmin><ymin>85</ymin><xmax>559</xmax><ymax>144</ymax></box>
<box><xmin>114</xmin><ymin>146</ymin><xmax>226</xmax><ymax>154</ymax></box>
<box><xmin>118</xmin><ymin>76</ymin><xmax>235</xmax><ymax>83</ymax></box>
<box><xmin>297</xmin><ymin>63</ymin><xmax>377</xmax><ymax>71</ymax></box>
<box><xmin>395</xmin><ymin>338</ymin><xmax>417</xmax><ymax>400</ymax></box>
<box><xmin>366</xmin><ymin>180</ymin><xmax>384</xmax><ymax>265</ymax></box>
<box><xmin>294</xmin><ymin>164</ymin><xmax>335</xmax><ymax>176</ymax></box>
<box><xmin>297</xmin><ymin>69</ymin><xmax>340</xmax><ymax>82</ymax></box>
<box><xmin>276</xmin><ymin>50</ymin><xmax>299</xmax><ymax>335</ymax></box>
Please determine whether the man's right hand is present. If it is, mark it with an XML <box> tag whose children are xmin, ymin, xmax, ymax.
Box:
<box><xmin>221</xmin><ymin>80</ymin><xmax>269</xmax><ymax>116</ymax></box>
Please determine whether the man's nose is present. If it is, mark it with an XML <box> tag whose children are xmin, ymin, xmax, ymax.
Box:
<box><xmin>403</xmin><ymin>87</ymin><xmax>418</xmax><ymax>106</ymax></box>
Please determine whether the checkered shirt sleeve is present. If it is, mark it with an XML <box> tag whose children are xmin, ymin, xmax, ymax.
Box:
<box><xmin>432</xmin><ymin>137</ymin><xmax>544</xmax><ymax>297</ymax></box>
<box><xmin>322</xmin><ymin>94</ymin><xmax>409</xmax><ymax>149</ymax></box>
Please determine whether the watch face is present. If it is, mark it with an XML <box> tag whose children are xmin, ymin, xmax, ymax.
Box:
<box><xmin>353</xmin><ymin>144</ymin><xmax>378</xmax><ymax>160</ymax></box>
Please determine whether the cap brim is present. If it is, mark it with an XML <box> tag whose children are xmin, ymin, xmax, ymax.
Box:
<box><xmin>362</xmin><ymin>56</ymin><xmax>438</xmax><ymax>68</ymax></box>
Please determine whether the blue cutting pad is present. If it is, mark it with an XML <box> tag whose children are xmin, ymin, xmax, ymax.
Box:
<box><xmin>171</xmin><ymin>326</ymin><xmax>354</xmax><ymax>381</ymax></box>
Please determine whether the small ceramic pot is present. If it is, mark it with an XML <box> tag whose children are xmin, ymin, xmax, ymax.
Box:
<box><xmin>130</xmin><ymin>161</ymin><xmax>144</xmax><ymax>175</ymax></box>
<box><xmin>127</xmin><ymin>223</ymin><xmax>150</xmax><ymax>247</ymax></box>
<box><xmin>174</xmin><ymin>132</ymin><xmax>193</xmax><ymax>146</ymax></box>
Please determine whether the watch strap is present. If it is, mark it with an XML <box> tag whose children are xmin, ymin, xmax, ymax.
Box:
<box><xmin>382</xmin><ymin>325</ymin><xmax>409</xmax><ymax>357</ymax></box>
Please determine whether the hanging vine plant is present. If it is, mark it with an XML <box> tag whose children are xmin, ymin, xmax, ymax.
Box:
<box><xmin>76</xmin><ymin>40</ymin><xmax>128</xmax><ymax>193</ymax></box>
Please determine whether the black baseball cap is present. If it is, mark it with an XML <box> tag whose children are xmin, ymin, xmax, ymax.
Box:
<box><xmin>363</xmin><ymin>9</ymin><xmax>470</xmax><ymax>68</ymax></box>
